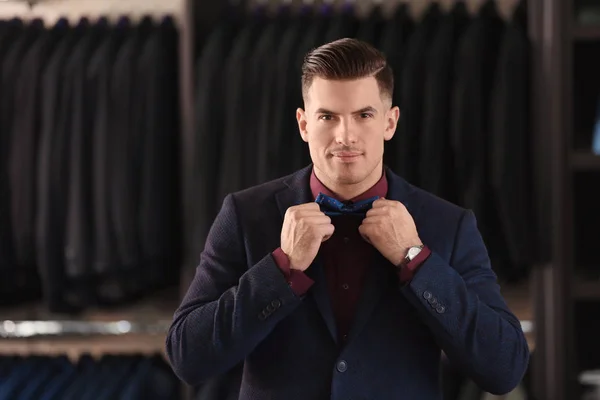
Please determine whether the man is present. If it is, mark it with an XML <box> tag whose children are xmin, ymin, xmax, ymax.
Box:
<box><xmin>166</xmin><ymin>38</ymin><xmax>529</xmax><ymax>399</ymax></box>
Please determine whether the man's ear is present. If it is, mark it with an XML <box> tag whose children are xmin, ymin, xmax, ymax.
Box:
<box><xmin>384</xmin><ymin>105</ymin><xmax>400</xmax><ymax>141</ymax></box>
<box><xmin>297</xmin><ymin>108</ymin><xmax>309</xmax><ymax>143</ymax></box>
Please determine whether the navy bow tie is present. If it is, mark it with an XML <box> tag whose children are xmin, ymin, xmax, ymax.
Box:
<box><xmin>315</xmin><ymin>193</ymin><xmax>379</xmax><ymax>217</ymax></box>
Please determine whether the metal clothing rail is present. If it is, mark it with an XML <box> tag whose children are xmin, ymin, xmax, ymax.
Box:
<box><xmin>0</xmin><ymin>318</ymin><xmax>532</xmax><ymax>339</ymax></box>
<box><xmin>0</xmin><ymin>319</ymin><xmax>171</xmax><ymax>338</ymax></box>
<box><xmin>0</xmin><ymin>0</ymin><xmax>184</xmax><ymax>26</ymax></box>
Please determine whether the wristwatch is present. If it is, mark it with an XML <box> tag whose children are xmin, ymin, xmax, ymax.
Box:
<box><xmin>404</xmin><ymin>245</ymin><xmax>424</xmax><ymax>264</ymax></box>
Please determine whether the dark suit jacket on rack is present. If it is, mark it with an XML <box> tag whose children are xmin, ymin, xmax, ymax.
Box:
<box><xmin>167</xmin><ymin>165</ymin><xmax>529</xmax><ymax>399</ymax></box>
<box><xmin>419</xmin><ymin>3</ymin><xmax>470</xmax><ymax>204</ymax></box>
<box><xmin>489</xmin><ymin>1</ymin><xmax>535</xmax><ymax>278</ymax></box>
<box><xmin>450</xmin><ymin>0</ymin><xmax>505</xmax><ymax>253</ymax></box>
<box><xmin>397</xmin><ymin>4</ymin><xmax>441</xmax><ymax>187</ymax></box>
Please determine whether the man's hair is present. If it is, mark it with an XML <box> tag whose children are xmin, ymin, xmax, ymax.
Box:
<box><xmin>301</xmin><ymin>38</ymin><xmax>394</xmax><ymax>104</ymax></box>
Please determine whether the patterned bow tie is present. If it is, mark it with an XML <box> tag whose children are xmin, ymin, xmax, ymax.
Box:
<box><xmin>315</xmin><ymin>193</ymin><xmax>379</xmax><ymax>217</ymax></box>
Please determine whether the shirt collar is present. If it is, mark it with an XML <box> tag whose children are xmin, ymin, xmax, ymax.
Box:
<box><xmin>309</xmin><ymin>167</ymin><xmax>388</xmax><ymax>202</ymax></box>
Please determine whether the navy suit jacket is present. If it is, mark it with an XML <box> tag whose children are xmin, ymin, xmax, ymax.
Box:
<box><xmin>166</xmin><ymin>165</ymin><xmax>529</xmax><ymax>399</ymax></box>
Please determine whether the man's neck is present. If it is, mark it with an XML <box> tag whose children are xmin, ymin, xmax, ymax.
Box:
<box><xmin>314</xmin><ymin>164</ymin><xmax>384</xmax><ymax>201</ymax></box>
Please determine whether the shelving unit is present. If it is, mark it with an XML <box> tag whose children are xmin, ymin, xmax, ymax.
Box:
<box><xmin>571</xmin><ymin>2</ymin><xmax>600</xmax><ymax>398</ymax></box>
<box><xmin>529</xmin><ymin>0</ymin><xmax>600</xmax><ymax>398</ymax></box>
<box><xmin>0</xmin><ymin>1</ymin><xmax>198</xmax><ymax>396</ymax></box>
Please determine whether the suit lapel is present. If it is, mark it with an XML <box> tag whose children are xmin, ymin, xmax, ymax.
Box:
<box><xmin>274</xmin><ymin>165</ymin><xmax>338</xmax><ymax>344</ymax></box>
<box><xmin>346</xmin><ymin>167</ymin><xmax>422</xmax><ymax>343</ymax></box>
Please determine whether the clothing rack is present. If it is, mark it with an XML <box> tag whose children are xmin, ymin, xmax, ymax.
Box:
<box><xmin>0</xmin><ymin>320</ymin><xmax>171</xmax><ymax>339</ymax></box>
<box><xmin>0</xmin><ymin>0</ymin><xmax>184</xmax><ymax>24</ymax></box>
<box><xmin>0</xmin><ymin>0</ymin><xmax>196</xmax><ymax>397</ymax></box>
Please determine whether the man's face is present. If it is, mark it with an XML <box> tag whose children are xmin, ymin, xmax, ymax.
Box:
<box><xmin>297</xmin><ymin>76</ymin><xmax>399</xmax><ymax>187</ymax></box>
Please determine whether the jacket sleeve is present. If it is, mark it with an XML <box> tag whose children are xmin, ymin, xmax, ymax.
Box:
<box><xmin>400</xmin><ymin>209</ymin><xmax>530</xmax><ymax>395</ymax></box>
<box><xmin>166</xmin><ymin>194</ymin><xmax>306</xmax><ymax>385</ymax></box>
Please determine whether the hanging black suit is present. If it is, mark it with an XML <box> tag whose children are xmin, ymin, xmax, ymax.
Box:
<box><xmin>64</xmin><ymin>18</ymin><xmax>109</xmax><ymax>311</ymax></box>
<box><xmin>323</xmin><ymin>5</ymin><xmax>360</xmax><ymax>43</ymax></box>
<box><xmin>108</xmin><ymin>18</ymin><xmax>153</xmax><ymax>275</ymax></box>
<box><xmin>89</xmin><ymin>19</ymin><xmax>130</xmax><ymax>274</ymax></box>
<box><xmin>5</xmin><ymin>20</ymin><xmax>44</xmax><ymax>291</ymax></box>
<box><xmin>0</xmin><ymin>19</ymin><xmax>24</xmax><ymax>301</ymax></box>
<box><xmin>217</xmin><ymin>12</ymin><xmax>267</xmax><ymax>205</ymax></box>
<box><xmin>11</xmin><ymin>21</ymin><xmax>65</xmax><ymax>271</ymax></box>
<box><xmin>136</xmin><ymin>17</ymin><xmax>181</xmax><ymax>291</ymax></box>
<box><xmin>36</xmin><ymin>19</ymin><xmax>86</xmax><ymax>313</ymax></box>
<box><xmin>244</xmin><ymin>10</ymin><xmax>290</xmax><ymax>188</ymax></box>
<box><xmin>419</xmin><ymin>3</ymin><xmax>470</xmax><ymax>203</ymax></box>
<box><xmin>355</xmin><ymin>5</ymin><xmax>385</xmax><ymax>48</ymax></box>
<box><xmin>451</xmin><ymin>0</ymin><xmax>505</xmax><ymax>261</ymax></box>
<box><xmin>189</xmin><ymin>14</ymin><xmax>240</xmax><ymax>269</ymax></box>
<box><xmin>489</xmin><ymin>2</ymin><xmax>534</xmax><ymax>280</ymax></box>
<box><xmin>378</xmin><ymin>4</ymin><xmax>413</xmax><ymax>169</ymax></box>
<box><xmin>396</xmin><ymin>4</ymin><xmax>441</xmax><ymax>185</ymax></box>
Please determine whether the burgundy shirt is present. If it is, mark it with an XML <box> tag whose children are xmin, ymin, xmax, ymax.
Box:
<box><xmin>272</xmin><ymin>169</ymin><xmax>431</xmax><ymax>343</ymax></box>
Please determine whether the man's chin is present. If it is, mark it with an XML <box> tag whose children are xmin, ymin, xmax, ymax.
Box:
<box><xmin>330</xmin><ymin>169</ymin><xmax>364</xmax><ymax>185</ymax></box>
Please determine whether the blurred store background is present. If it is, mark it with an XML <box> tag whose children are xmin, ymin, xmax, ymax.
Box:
<box><xmin>0</xmin><ymin>0</ymin><xmax>597</xmax><ymax>399</ymax></box>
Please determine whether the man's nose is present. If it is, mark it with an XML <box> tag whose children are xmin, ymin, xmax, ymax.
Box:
<box><xmin>335</xmin><ymin>119</ymin><xmax>357</xmax><ymax>145</ymax></box>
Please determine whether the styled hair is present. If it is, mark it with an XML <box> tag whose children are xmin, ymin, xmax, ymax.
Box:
<box><xmin>301</xmin><ymin>38</ymin><xmax>394</xmax><ymax>104</ymax></box>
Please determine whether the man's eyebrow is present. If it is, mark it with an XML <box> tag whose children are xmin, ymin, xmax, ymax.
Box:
<box><xmin>314</xmin><ymin>106</ymin><xmax>378</xmax><ymax>115</ymax></box>
<box><xmin>352</xmin><ymin>106</ymin><xmax>377</xmax><ymax>114</ymax></box>
<box><xmin>314</xmin><ymin>108</ymin><xmax>336</xmax><ymax>115</ymax></box>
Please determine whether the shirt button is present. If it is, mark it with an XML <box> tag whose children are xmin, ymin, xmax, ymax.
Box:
<box><xmin>337</xmin><ymin>360</ymin><xmax>348</xmax><ymax>372</ymax></box>
<box><xmin>343</xmin><ymin>334</ymin><xmax>348</xmax><ymax>341</ymax></box>
<box><xmin>343</xmin><ymin>237</ymin><xmax>350</xmax><ymax>243</ymax></box>
<box><xmin>342</xmin><ymin>283</ymin><xmax>349</xmax><ymax>290</ymax></box>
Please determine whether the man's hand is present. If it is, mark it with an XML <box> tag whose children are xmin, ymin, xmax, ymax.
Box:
<box><xmin>359</xmin><ymin>198</ymin><xmax>422</xmax><ymax>266</ymax></box>
<box><xmin>281</xmin><ymin>203</ymin><xmax>335</xmax><ymax>271</ymax></box>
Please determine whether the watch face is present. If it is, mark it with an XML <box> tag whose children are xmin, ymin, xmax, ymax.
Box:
<box><xmin>408</xmin><ymin>247</ymin><xmax>422</xmax><ymax>259</ymax></box>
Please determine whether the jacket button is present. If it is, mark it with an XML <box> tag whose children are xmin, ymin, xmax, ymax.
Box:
<box><xmin>423</xmin><ymin>291</ymin><xmax>432</xmax><ymax>300</ymax></box>
<box><xmin>271</xmin><ymin>299</ymin><xmax>281</xmax><ymax>308</ymax></box>
<box><xmin>436</xmin><ymin>305</ymin><xmax>446</xmax><ymax>314</ymax></box>
<box><xmin>337</xmin><ymin>360</ymin><xmax>347</xmax><ymax>373</ymax></box>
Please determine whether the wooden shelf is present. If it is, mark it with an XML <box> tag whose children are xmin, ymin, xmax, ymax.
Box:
<box><xmin>571</xmin><ymin>151</ymin><xmax>600</xmax><ymax>170</ymax></box>
<box><xmin>573</xmin><ymin>25</ymin><xmax>600</xmax><ymax>41</ymax></box>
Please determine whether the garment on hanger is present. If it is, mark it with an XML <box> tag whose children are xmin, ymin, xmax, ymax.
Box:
<box><xmin>0</xmin><ymin>16</ymin><xmax>182</xmax><ymax>312</ymax></box>
<box><xmin>0</xmin><ymin>354</ymin><xmax>179</xmax><ymax>400</ymax></box>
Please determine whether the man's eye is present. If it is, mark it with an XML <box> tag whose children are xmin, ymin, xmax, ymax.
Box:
<box><xmin>319</xmin><ymin>115</ymin><xmax>333</xmax><ymax>121</ymax></box>
<box><xmin>360</xmin><ymin>113</ymin><xmax>373</xmax><ymax>119</ymax></box>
